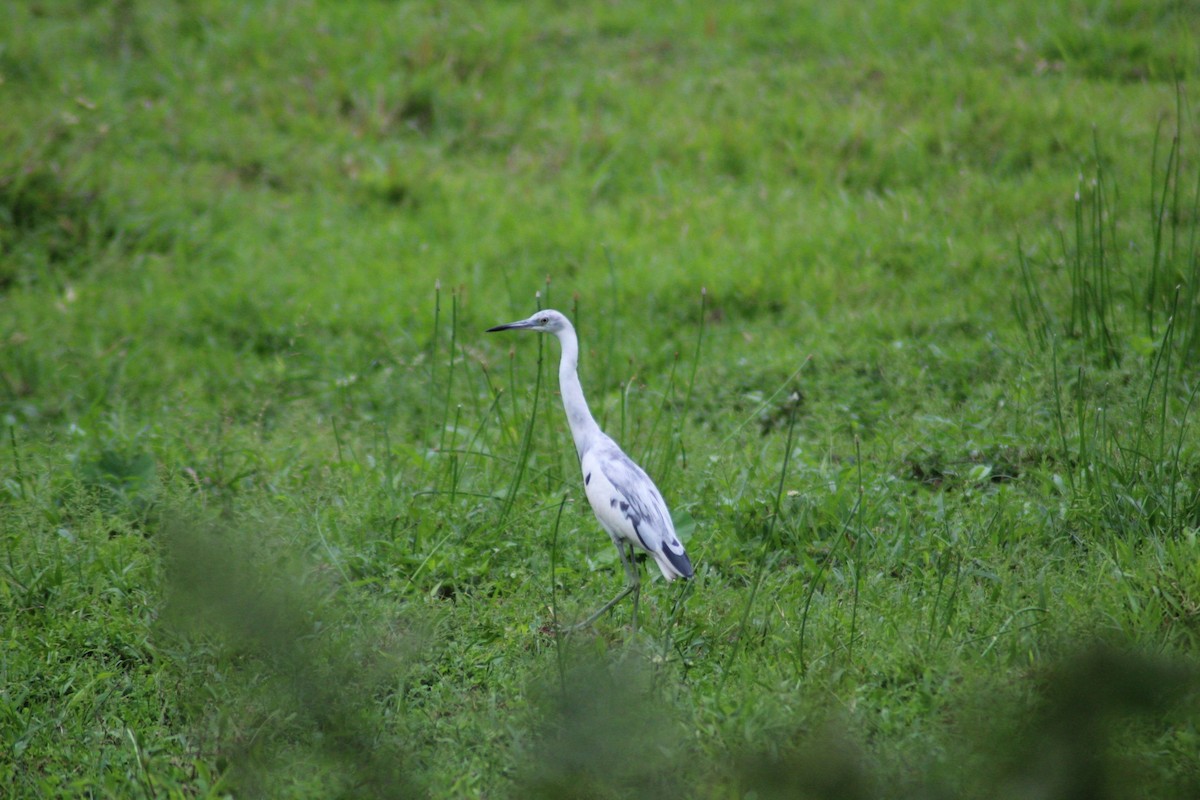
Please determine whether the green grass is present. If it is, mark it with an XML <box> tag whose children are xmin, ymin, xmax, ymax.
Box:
<box><xmin>3</xmin><ymin>1</ymin><xmax>1200</xmax><ymax>797</ymax></box>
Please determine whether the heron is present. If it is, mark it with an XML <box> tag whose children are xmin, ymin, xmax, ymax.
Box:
<box><xmin>487</xmin><ymin>309</ymin><xmax>693</xmax><ymax>631</ymax></box>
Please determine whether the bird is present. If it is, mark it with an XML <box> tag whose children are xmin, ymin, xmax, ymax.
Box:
<box><xmin>487</xmin><ymin>309</ymin><xmax>693</xmax><ymax>631</ymax></box>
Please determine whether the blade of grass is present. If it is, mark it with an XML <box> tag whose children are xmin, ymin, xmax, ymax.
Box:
<box><xmin>718</xmin><ymin>389</ymin><xmax>800</xmax><ymax>698</ymax></box>
<box><xmin>498</xmin><ymin>292</ymin><xmax>546</xmax><ymax>528</ymax></box>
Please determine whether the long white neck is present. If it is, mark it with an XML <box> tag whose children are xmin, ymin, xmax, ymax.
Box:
<box><xmin>553</xmin><ymin>319</ymin><xmax>602</xmax><ymax>459</ymax></box>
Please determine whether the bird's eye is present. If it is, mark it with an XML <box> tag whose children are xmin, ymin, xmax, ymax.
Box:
<box><xmin>539</xmin><ymin>317</ymin><xmax>548</xmax><ymax>325</ymax></box>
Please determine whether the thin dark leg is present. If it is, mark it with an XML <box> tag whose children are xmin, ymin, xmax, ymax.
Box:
<box><xmin>567</xmin><ymin>539</ymin><xmax>640</xmax><ymax>632</ymax></box>
<box><xmin>627</xmin><ymin>541</ymin><xmax>641</xmax><ymax>633</ymax></box>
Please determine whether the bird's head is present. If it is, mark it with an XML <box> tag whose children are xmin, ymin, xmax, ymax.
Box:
<box><xmin>486</xmin><ymin>309</ymin><xmax>571</xmax><ymax>335</ymax></box>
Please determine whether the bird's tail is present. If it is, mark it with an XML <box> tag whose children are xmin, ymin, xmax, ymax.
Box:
<box><xmin>653</xmin><ymin>546</ymin><xmax>694</xmax><ymax>582</ymax></box>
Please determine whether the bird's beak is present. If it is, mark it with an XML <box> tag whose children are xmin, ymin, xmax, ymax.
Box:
<box><xmin>486</xmin><ymin>319</ymin><xmax>535</xmax><ymax>333</ymax></box>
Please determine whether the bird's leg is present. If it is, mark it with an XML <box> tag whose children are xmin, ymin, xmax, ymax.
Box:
<box><xmin>626</xmin><ymin>541</ymin><xmax>641</xmax><ymax>633</ymax></box>
<box><xmin>566</xmin><ymin>539</ymin><xmax>640</xmax><ymax>633</ymax></box>
<box><xmin>568</xmin><ymin>585</ymin><xmax>634</xmax><ymax>632</ymax></box>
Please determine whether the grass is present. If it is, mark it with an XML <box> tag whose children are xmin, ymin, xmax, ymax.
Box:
<box><xmin>2</xmin><ymin>0</ymin><xmax>1200</xmax><ymax>797</ymax></box>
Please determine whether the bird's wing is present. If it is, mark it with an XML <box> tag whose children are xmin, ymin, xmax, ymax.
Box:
<box><xmin>581</xmin><ymin>439</ymin><xmax>693</xmax><ymax>580</ymax></box>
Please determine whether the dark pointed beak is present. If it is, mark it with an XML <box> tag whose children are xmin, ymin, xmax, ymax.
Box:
<box><xmin>486</xmin><ymin>320</ymin><xmax>533</xmax><ymax>333</ymax></box>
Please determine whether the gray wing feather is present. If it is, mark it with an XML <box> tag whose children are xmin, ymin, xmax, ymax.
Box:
<box><xmin>592</xmin><ymin>442</ymin><xmax>691</xmax><ymax>575</ymax></box>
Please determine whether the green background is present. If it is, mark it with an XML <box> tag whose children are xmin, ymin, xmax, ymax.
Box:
<box><xmin>2</xmin><ymin>1</ymin><xmax>1199</xmax><ymax>797</ymax></box>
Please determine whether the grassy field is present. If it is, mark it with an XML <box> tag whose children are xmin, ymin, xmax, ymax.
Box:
<box><xmin>3</xmin><ymin>1</ymin><xmax>1200</xmax><ymax>797</ymax></box>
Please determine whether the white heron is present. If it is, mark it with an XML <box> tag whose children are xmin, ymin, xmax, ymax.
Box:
<box><xmin>487</xmin><ymin>309</ymin><xmax>693</xmax><ymax>631</ymax></box>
